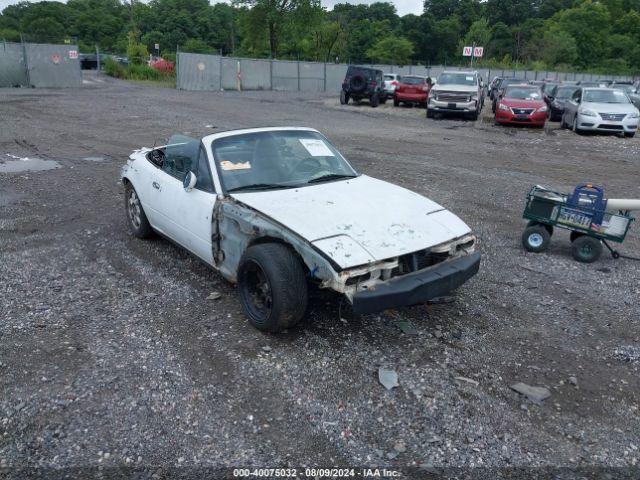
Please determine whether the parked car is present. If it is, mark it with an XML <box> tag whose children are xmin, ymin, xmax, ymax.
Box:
<box><xmin>561</xmin><ymin>88</ymin><xmax>640</xmax><ymax>137</ymax></box>
<box><xmin>427</xmin><ymin>70</ymin><xmax>483</xmax><ymax>120</ymax></box>
<box><xmin>577</xmin><ymin>81</ymin><xmax>606</xmax><ymax>88</ymax></box>
<box><xmin>393</xmin><ymin>75</ymin><xmax>430</xmax><ymax>107</ymax></box>
<box><xmin>546</xmin><ymin>85</ymin><xmax>579</xmax><ymax>121</ymax></box>
<box><xmin>491</xmin><ymin>78</ymin><xmax>525</xmax><ymax>113</ymax></box>
<box><xmin>383</xmin><ymin>73</ymin><xmax>400</xmax><ymax>99</ymax></box>
<box><xmin>494</xmin><ymin>84</ymin><xmax>547</xmax><ymax>127</ymax></box>
<box><xmin>489</xmin><ymin>76</ymin><xmax>503</xmax><ymax>100</ymax></box>
<box><xmin>340</xmin><ymin>66</ymin><xmax>385</xmax><ymax>107</ymax></box>
<box><xmin>613</xmin><ymin>82</ymin><xmax>640</xmax><ymax>109</ymax></box>
<box><xmin>121</xmin><ymin>127</ymin><xmax>480</xmax><ymax>332</ymax></box>
<box><xmin>541</xmin><ymin>82</ymin><xmax>560</xmax><ymax>103</ymax></box>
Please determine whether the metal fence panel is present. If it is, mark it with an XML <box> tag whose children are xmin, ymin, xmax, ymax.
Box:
<box><xmin>299</xmin><ymin>62</ymin><xmax>324</xmax><ymax>91</ymax></box>
<box><xmin>239</xmin><ymin>58</ymin><xmax>270</xmax><ymax>90</ymax></box>
<box><xmin>272</xmin><ymin>60</ymin><xmax>297</xmax><ymax>90</ymax></box>
<box><xmin>177</xmin><ymin>52</ymin><xmax>221</xmax><ymax>91</ymax></box>
<box><xmin>0</xmin><ymin>42</ymin><xmax>28</xmax><ymax>87</ymax></box>
<box><xmin>25</xmin><ymin>43</ymin><xmax>81</xmax><ymax>88</ymax></box>
<box><xmin>221</xmin><ymin>57</ymin><xmax>238</xmax><ymax>90</ymax></box>
<box><xmin>325</xmin><ymin>64</ymin><xmax>347</xmax><ymax>92</ymax></box>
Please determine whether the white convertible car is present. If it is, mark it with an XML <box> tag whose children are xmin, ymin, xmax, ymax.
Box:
<box><xmin>121</xmin><ymin>127</ymin><xmax>480</xmax><ymax>332</ymax></box>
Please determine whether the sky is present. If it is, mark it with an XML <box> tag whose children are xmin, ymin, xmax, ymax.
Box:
<box><xmin>1</xmin><ymin>0</ymin><xmax>423</xmax><ymax>17</ymax></box>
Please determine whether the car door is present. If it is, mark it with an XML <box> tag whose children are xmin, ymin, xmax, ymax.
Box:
<box><xmin>151</xmin><ymin>136</ymin><xmax>217</xmax><ymax>265</ymax></box>
<box><xmin>565</xmin><ymin>89</ymin><xmax>580</xmax><ymax>123</ymax></box>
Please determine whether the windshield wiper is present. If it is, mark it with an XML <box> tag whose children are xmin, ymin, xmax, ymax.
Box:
<box><xmin>227</xmin><ymin>183</ymin><xmax>299</xmax><ymax>192</ymax></box>
<box><xmin>307</xmin><ymin>173</ymin><xmax>357</xmax><ymax>184</ymax></box>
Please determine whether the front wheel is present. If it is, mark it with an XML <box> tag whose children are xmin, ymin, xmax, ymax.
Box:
<box><xmin>625</xmin><ymin>132</ymin><xmax>635</xmax><ymax>138</ymax></box>
<box><xmin>339</xmin><ymin>90</ymin><xmax>349</xmax><ymax>105</ymax></box>
<box><xmin>426</xmin><ymin>108</ymin><xmax>434</xmax><ymax>118</ymax></box>
<box><xmin>572</xmin><ymin>116</ymin><xmax>582</xmax><ymax>134</ymax></box>
<box><xmin>469</xmin><ymin>110</ymin><xmax>479</xmax><ymax>121</ymax></box>
<box><xmin>370</xmin><ymin>93</ymin><xmax>379</xmax><ymax>108</ymax></box>
<box><xmin>522</xmin><ymin>225</ymin><xmax>551</xmax><ymax>253</ymax></box>
<box><xmin>237</xmin><ymin>243</ymin><xmax>308</xmax><ymax>332</ymax></box>
<box><xmin>571</xmin><ymin>235</ymin><xmax>602</xmax><ymax>263</ymax></box>
<box><xmin>124</xmin><ymin>182</ymin><xmax>153</xmax><ymax>238</ymax></box>
<box><xmin>393</xmin><ymin>97</ymin><xmax>399</xmax><ymax>107</ymax></box>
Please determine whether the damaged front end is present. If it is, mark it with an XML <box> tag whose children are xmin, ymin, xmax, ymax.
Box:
<box><xmin>326</xmin><ymin>234</ymin><xmax>480</xmax><ymax>314</ymax></box>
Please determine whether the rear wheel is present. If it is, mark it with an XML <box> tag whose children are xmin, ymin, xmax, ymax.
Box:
<box><xmin>426</xmin><ymin>108</ymin><xmax>434</xmax><ymax>118</ymax></box>
<box><xmin>393</xmin><ymin>97</ymin><xmax>399</xmax><ymax>107</ymax></box>
<box><xmin>469</xmin><ymin>110</ymin><xmax>479</xmax><ymax>121</ymax></box>
<box><xmin>237</xmin><ymin>243</ymin><xmax>308</xmax><ymax>333</ymax></box>
<box><xmin>370</xmin><ymin>93</ymin><xmax>379</xmax><ymax>108</ymax></box>
<box><xmin>339</xmin><ymin>90</ymin><xmax>349</xmax><ymax>105</ymax></box>
<box><xmin>571</xmin><ymin>235</ymin><xmax>602</xmax><ymax>263</ymax></box>
<box><xmin>572</xmin><ymin>116</ymin><xmax>582</xmax><ymax>134</ymax></box>
<box><xmin>379</xmin><ymin>95</ymin><xmax>387</xmax><ymax>104</ymax></box>
<box><xmin>522</xmin><ymin>225</ymin><xmax>551</xmax><ymax>253</ymax></box>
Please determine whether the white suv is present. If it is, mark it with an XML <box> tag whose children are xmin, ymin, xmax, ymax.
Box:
<box><xmin>428</xmin><ymin>70</ymin><xmax>483</xmax><ymax>120</ymax></box>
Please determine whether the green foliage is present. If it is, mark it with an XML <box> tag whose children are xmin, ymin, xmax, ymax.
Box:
<box><xmin>1</xmin><ymin>0</ymin><xmax>639</xmax><ymax>74</ymax></box>
<box><xmin>103</xmin><ymin>57</ymin><xmax>125</xmax><ymax>77</ymax></box>
<box><xmin>366</xmin><ymin>35</ymin><xmax>414</xmax><ymax>65</ymax></box>
<box><xmin>104</xmin><ymin>57</ymin><xmax>175</xmax><ymax>82</ymax></box>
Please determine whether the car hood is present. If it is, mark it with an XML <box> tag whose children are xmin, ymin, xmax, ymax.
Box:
<box><xmin>502</xmin><ymin>99</ymin><xmax>545</xmax><ymax>108</ymax></box>
<box><xmin>432</xmin><ymin>85</ymin><xmax>477</xmax><ymax>93</ymax></box>
<box><xmin>231</xmin><ymin>175</ymin><xmax>472</xmax><ymax>269</ymax></box>
<box><xmin>582</xmin><ymin>102</ymin><xmax>638</xmax><ymax>113</ymax></box>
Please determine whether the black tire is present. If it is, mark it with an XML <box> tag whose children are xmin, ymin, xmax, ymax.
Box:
<box><xmin>426</xmin><ymin>108</ymin><xmax>434</xmax><ymax>118</ymax></box>
<box><xmin>522</xmin><ymin>225</ymin><xmax>551</xmax><ymax>253</ymax></box>
<box><xmin>469</xmin><ymin>110</ymin><xmax>479</xmax><ymax>121</ymax></box>
<box><xmin>393</xmin><ymin>96</ymin><xmax>399</xmax><ymax>107</ymax></box>
<box><xmin>349</xmin><ymin>74</ymin><xmax>366</xmax><ymax>94</ymax></box>
<box><xmin>569</xmin><ymin>231</ymin><xmax>582</xmax><ymax>242</ymax></box>
<box><xmin>370</xmin><ymin>93</ymin><xmax>379</xmax><ymax>108</ymax></box>
<box><xmin>124</xmin><ymin>182</ymin><xmax>153</xmax><ymax>239</ymax></box>
<box><xmin>571</xmin><ymin>235</ymin><xmax>602</xmax><ymax>263</ymax></box>
<box><xmin>339</xmin><ymin>90</ymin><xmax>348</xmax><ymax>105</ymax></box>
<box><xmin>379</xmin><ymin>95</ymin><xmax>387</xmax><ymax>104</ymax></box>
<box><xmin>625</xmin><ymin>132</ymin><xmax>635</xmax><ymax>138</ymax></box>
<box><xmin>237</xmin><ymin>243</ymin><xmax>308</xmax><ymax>333</ymax></box>
<box><xmin>572</xmin><ymin>116</ymin><xmax>582</xmax><ymax>134</ymax></box>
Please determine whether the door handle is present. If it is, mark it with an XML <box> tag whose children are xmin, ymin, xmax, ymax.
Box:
<box><xmin>152</xmin><ymin>181</ymin><xmax>160</xmax><ymax>190</ymax></box>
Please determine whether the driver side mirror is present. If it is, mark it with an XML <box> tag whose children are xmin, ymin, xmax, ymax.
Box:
<box><xmin>183</xmin><ymin>171</ymin><xmax>197</xmax><ymax>192</ymax></box>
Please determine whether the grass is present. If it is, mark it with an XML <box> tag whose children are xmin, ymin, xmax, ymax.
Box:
<box><xmin>104</xmin><ymin>58</ymin><xmax>175</xmax><ymax>87</ymax></box>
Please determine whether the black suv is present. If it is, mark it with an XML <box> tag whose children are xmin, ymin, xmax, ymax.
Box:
<box><xmin>340</xmin><ymin>66</ymin><xmax>385</xmax><ymax>107</ymax></box>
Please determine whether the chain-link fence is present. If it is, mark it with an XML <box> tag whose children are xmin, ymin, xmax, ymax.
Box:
<box><xmin>0</xmin><ymin>40</ymin><xmax>82</xmax><ymax>88</ymax></box>
<box><xmin>176</xmin><ymin>52</ymin><xmax>632</xmax><ymax>92</ymax></box>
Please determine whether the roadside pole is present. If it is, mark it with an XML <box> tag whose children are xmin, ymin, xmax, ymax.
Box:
<box><xmin>96</xmin><ymin>45</ymin><xmax>100</xmax><ymax>73</ymax></box>
<box><xmin>470</xmin><ymin>42</ymin><xmax>475</xmax><ymax>69</ymax></box>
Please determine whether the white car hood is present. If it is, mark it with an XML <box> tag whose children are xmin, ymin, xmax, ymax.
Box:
<box><xmin>231</xmin><ymin>175</ymin><xmax>472</xmax><ymax>269</ymax></box>
<box><xmin>432</xmin><ymin>85</ymin><xmax>478</xmax><ymax>93</ymax></box>
<box><xmin>583</xmin><ymin>102</ymin><xmax>638</xmax><ymax>114</ymax></box>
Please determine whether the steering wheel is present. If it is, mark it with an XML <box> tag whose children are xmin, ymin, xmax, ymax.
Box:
<box><xmin>293</xmin><ymin>157</ymin><xmax>323</xmax><ymax>175</ymax></box>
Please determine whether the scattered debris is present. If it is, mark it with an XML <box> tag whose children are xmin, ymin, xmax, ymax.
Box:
<box><xmin>568</xmin><ymin>376</ymin><xmax>578</xmax><ymax>387</ymax></box>
<box><xmin>395</xmin><ymin>319</ymin><xmax>418</xmax><ymax>335</ymax></box>
<box><xmin>261</xmin><ymin>345</ymin><xmax>272</xmax><ymax>353</ymax></box>
<box><xmin>510</xmin><ymin>382</ymin><xmax>551</xmax><ymax>404</ymax></box>
<box><xmin>207</xmin><ymin>291</ymin><xmax>222</xmax><ymax>300</ymax></box>
<box><xmin>612</xmin><ymin>346</ymin><xmax>640</xmax><ymax>363</ymax></box>
<box><xmin>393</xmin><ymin>441</ymin><xmax>407</xmax><ymax>453</ymax></box>
<box><xmin>454</xmin><ymin>376</ymin><xmax>479</xmax><ymax>387</ymax></box>
<box><xmin>378</xmin><ymin>368</ymin><xmax>399</xmax><ymax>390</ymax></box>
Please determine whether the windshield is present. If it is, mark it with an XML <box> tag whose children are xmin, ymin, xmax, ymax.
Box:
<box><xmin>400</xmin><ymin>76</ymin><xmax>425</xmax><ymax>85</ymax></box>
<box><xmin>542</xmin><ymin>83</ymin><xmax>558</xmax><ymax>92</ymax></box>
<box><xmin>384</xmin><ymin>74</ymin><xmax>395</xmax><ymax>81</ymax></box>
<box><xmin>583</xmin><ymin>89</ymin><xmax>630</xmax><ymax>104</ymax></box>
<box><xmin>554</xmin><ymin>87</ymin><xmax>577</xmax><ymax>99</ymax></box>
<box><xmin>438</xmin><ymin>73</ymin><xmax>476</xmax><ymax>85</ymax></box>
<box><xmin>505</xmin><ymin>87</ymin><xmax>541</xmax><ymax>100</ymax></box>
<box><xmin>212</xmin><ymin>130</ymin><xmax>357</xmax><ymax>192</ymax></box>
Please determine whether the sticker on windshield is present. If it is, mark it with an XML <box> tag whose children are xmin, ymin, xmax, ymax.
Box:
<box><xmin>299</xmin><ymin>139</ymin><xmax>334</xmax><ymax>157</ymax></box>
<box><xmin>220</xmin><ymin>160</ymin><xmax>251</xmax><ymax>171</ymax></box>
<box><xmin>465</xmin><ymin>76</ymin><xmax>474</xmax><ymax>81</ymax></box>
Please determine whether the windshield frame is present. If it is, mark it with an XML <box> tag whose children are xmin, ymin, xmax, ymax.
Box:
<box><xmin>583</xmin><ymin>88</ymin><xmax>631</xmax><ymax>104</ymax></box>
<box><xmin>504</xmin><ymin>86</ymin><xmax>542</xmax><ymax>100</ymax></box>
<box><xmin>209</xmin><ymin>129</ymin><xmax>359</xmax><ymax>194</ymax></box>
<box><xmin>437</xmin><ymin>72</ymin><xmax>477</xmax><ymax>86</ymax></box>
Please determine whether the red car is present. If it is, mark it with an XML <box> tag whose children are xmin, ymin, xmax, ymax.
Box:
<box><xmin>495</xmin><ymin>84</ymin><xmax>547</xmax><ymax>127</ymax></box>
<box><xmin>394</xmin><ymin>76</ymin><xmax>430</xmax><ymax>107</ymax></box>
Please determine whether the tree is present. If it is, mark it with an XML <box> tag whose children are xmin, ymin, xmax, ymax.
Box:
<box><xmin>366</xmin><ymin>35</ymin><xmax>414</xmax><ymax>65</ymax></box>
<box><xmin>537</xmin><ymin>25</ymin><xmax>578</xmax><ymax>66</ymax></box>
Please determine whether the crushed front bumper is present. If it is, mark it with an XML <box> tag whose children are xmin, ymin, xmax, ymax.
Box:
<box><xmin>351</xmin><ymin>252</ymin><xmax>481</xmax><ymax>314</ymax></box>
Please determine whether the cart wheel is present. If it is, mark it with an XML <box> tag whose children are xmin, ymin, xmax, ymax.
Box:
<box><xmin>527</xmin><ymin>221</ymin><xmax>553</xmax><ymax>236</ymax></box>
<box><xmin>611</xmin><ymin>251</ymin><xmax>620</xmax><ymax>259</ymax></box>
<box><xmin>522</xmin><ymin>225</ymin><xmax>551</xmax><ymax>253</ymax></box>
<box><xmin>571</xmin><ymin>236</ymin><xmax>603</xmax><ymax>263</ymax></box>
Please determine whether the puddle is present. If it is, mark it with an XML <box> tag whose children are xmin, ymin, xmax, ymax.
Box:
<box><xmin>0</xmin><ymin>154</ymin><xmax>60</xmax><ymax>173</ymax></box>
<box><xmin>83</xmin><ymin>156</ymin><xmax>106</xmax><ymax>162</ymax></box>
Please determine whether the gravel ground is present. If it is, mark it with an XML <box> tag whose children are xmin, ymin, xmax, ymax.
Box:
<box><xmin>1</xmin><ymin>72</ymin><xmax>639</xmax><ymax>479</ymax></box>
